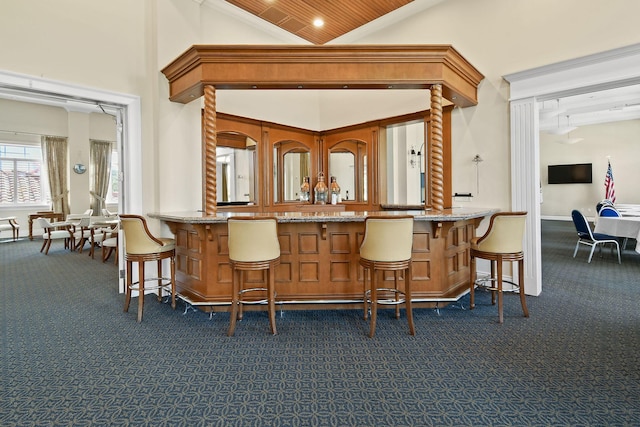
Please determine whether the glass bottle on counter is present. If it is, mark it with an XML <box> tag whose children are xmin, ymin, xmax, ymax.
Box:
<box><xmin>330</xmin><ymin>176</ymin><xmax>341</xmax><ymax>205</ymax></box>
<box><xmin>300</xmin><ymin>176</ymin><xmax>310</xmax><ymax>202</ymax></box>
<box><xmin>314</xmin><ymin>172</ymin><xmax>328</xmax><ymax>204</ymax></box>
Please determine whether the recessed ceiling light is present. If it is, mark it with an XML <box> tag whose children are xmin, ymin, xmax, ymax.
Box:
<box><xmin>313</xmin><ymin>18</ymin><xmax>324</xmax><ymax>27</ymax></box>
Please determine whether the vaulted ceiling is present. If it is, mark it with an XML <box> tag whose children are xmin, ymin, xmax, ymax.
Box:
<box><xmin>205</xmin><ymin>0</ymin><xmax>640</xmax><ymax>129</ymax></box>
<box><xmin>223</xmin><ymin>0</ymin><xmax>413</xmax><ymax>45</ymax></box>
<box><xmin>2</xmin><ymin>1</ymin><xmax>639</xmax><ymax>129</ymax></box>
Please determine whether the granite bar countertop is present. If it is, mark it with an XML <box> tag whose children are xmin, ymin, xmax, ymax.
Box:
<box><xmin>149</xmin><ymin>207</ymin><xmax>498</xmax><ymax>224</ymax></box>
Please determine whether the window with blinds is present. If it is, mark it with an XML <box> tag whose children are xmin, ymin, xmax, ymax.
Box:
<box><xmin>0</xmin><ymin>143</ymin><xmax>50</xmax><ymax>205</ymax></box>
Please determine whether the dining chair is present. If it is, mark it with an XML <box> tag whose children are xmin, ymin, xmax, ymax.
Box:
<box><xmin>70</xmin><ymin>216</ymin><xmax>92</xmax><ymax>252</ymax></box>
<box><xmin>596</xmin><ymin>199</ymin><xmax>615</xmax><ymax>215</ymax></box>
<box><xmin>598</xmin><ymin>206</ymin><xmax>628</xmax><ymax>249</ymax></box>
<box><xmin>38</xmin><ymin>217</ymin><xmax>74</xmax><ymax>255</ymax></box>
<box><xmin>571</xmin><ymin>209</ymin><xmax>621</xmax><ymax>264</ymax></box>
<box><xmin>470</xmin><ymin>211</ymin><xmax>529</xmax><ymax>324</ymax></box>
<box><xmin>360</xmin><ymin>215</ymin><xmax>415</xmax><ymax>337</ymax></box>
<box><xmin>0</xmin><ymin>216</ymin><xmax>20</xmax><ymax>241</ymax></box>
<box><xmin>227</xmin><ymin>216</ymin><xmax>280</xmax><ymax>336</ymax></box>
<box><xmin>68</xmin><ymin>209</ymin><xmax>93</xmax><ymax>221</ymax></box>
<box><xmin>102</xmin><ymin>208</ymin><xmax>117</xmax><ymax>217</ymax></box>
<box><xmin>599</xmin><ymin>206</ymin><xmax>621</xmax><ymax>217</ymax></box>
<box><xmin>86</xmin><ymin>216</ymin><xmax>115</xmax><ymax>259</ymax></box>
<box><xmin>102</xmin><ymin>223</ymin><xmax>119</xmax><ymax>264</ymax></box>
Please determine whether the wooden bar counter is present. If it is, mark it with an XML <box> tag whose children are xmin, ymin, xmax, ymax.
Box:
<box><xmin>149</xmin><ymin>208</ymin><xmax>496</xmax><ymax>312</ymax></box>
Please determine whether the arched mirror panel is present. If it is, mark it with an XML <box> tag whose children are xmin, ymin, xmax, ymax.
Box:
<box><xmin>273</xmin><ymin>140</ymin><xmax>311</xmax><ymax>203</ymax></box>
<box><xmin>328</xmin><ymin>139</ymin><xmax>367</xmax><ymax>202</ymax></box>
<box><xmin>216</xmin><ymin>132</ymin><xmax>257</xmax><ymax>205</ymax></box>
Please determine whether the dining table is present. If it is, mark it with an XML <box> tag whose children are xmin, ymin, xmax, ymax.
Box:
<box><xmin>613</xmin><ymin>204</ymin><xmax>640</xmax><ymax>217</ymax></box>
<box><xmin>594</xmin><ymin>215</ymin><xmax>640</xmax><ymax>253</ymax></box>
<box><xmin>28</xmin><ymin>211</ymin><xmax>65</xmax><ymax>240</ymax></box>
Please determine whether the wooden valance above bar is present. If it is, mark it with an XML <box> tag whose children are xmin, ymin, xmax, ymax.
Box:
<box><xmin>161</xmin><ymin>44</ymin><xmax>484</xmax><ymax>107</ymax></box>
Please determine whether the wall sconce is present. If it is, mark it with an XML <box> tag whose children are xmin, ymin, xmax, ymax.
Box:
<box><xmin>409</xmin><ymin>146</ymin><xmax>423</xmax><ymax>168</ymax></box>
<box><xmin>409</xmin><ymin>147</ymin><xmax>417</xmax><ymax>168</ymax></box>
<box><xmin>473</xmin><ymin>154</ymin><xmax>483</xmax><ymax>195</ymax></box>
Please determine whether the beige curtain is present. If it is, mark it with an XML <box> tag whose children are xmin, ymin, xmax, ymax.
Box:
<box><xmin>222</xmin><ymin>163</ymin><xmax>229</xmax><ymax>201</ymax></box>
<box><xmin>41</xmin><ymin>136</ymin><xmax>70</xmax><ymax>216</ymax></box>
<box><xmin>300</xmin><ymin>152</ymin><xmax>310</xmax><ymax>184</ymax></box>
<box><xmin>89</xmin><ymin>139</ymin><xmax>113</xmax><ymax>214</ymax></box>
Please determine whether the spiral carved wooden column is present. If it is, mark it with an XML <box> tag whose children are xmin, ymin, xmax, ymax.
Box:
<box><xmin>429</xmin><ymin>84</ymin><xmax>444</xmax><ymax>212</ymax></box>
<box><xmin>203</xmin><ymin>85</ymin><xmax>217</xmax><ymax>215</ymax></box>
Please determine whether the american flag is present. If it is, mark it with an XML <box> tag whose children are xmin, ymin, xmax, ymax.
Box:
<box><xmin>604</xmin><ymin>160</ymin><xmax>616</xmax><ymax>203</ymax></box>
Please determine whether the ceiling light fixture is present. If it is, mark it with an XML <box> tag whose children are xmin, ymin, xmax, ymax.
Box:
<box><xmin>313</xmin><ymin>18</ymin><xmax>324</xmax><ymax>27</ymax></box>
<box><xmin>555</xmin><ymin>116</ymin><xmax>583</xmax><ymax>144</ymax></box>
<box><xmin>539</xmin><ymin>99</ymin><xmax>566</xmax><ymax>120</ymax></box>
<box><xmin>558</xmin><ymin>137</ymin><xmax>584</xmax><ymax>144</ymax></box>
<box><xmin>546</xmin><ymin>126</ymin><xmax>577</xmax><ymax>135</ymax></box>
<box><xmin>546</xmin><ymin>113</ymin><xmax>576</xmax><ymax>135</ymax></box>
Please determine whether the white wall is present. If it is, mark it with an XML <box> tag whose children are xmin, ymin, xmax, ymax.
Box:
<box><xmin>0</xmin><ymin>0</ymin><xmax>157</xmax><ymax>235</ymax></box>
<box><xmin>3</xmin><ymin>0</ymin><xmax>640</xmax><ymax>230</ymax></box>
<box><xmin>350</xmin><ymin>0</ymin><xmax>640</xmax><ymax>219</ymax></box>
<box><xmin>540</xmin><ymin>119</ymin><xmax>640</xmax><ymax>219</ymax></box>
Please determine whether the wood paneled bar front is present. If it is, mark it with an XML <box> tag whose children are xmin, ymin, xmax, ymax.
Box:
<box><xmin>156</xmin><ymin>45</ymin><xmax>489</xmax><ymax>311</ymax></box>
<box><xmin>149</xmin><ymin>208</ymin><xmax>496</xmax><ymax>311</ymax></box>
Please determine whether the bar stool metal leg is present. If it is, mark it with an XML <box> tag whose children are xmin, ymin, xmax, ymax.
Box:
<box><xmin>405</xmin><ymin>268</ymin><xmax>415</xmax><ymax>336</ymax></box>
<box><xmin>518</xmin><ymin>258</ymin><xmax>529</xmax><ymax>318</ymax></box>
<box><xmin>228</xmin><ymin>269</ymin><xmax>241</xmax><ymax>337</ymax></box>
<box><xmin>369</xmin><ymin>269</ymin><xmax>378</xmax><ymax>338</ymax></box>
<box><xmin>138</xmin><ymin>260</ymin><xmax>146</xmax><ymax>323</ymax></box>
<box><xmin>267</xmin><ymin>267</ymin><xmax>277</xmax><ymax>335</ymax></box>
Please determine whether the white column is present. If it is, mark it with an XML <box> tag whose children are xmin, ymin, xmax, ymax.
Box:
<box><xmin>510</xmin><ymin>97</ymin><xmax>542</xmax><ymax>296</ymax></box>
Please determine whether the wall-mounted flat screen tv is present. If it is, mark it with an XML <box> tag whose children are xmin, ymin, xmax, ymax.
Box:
<box><xmin>548</xmin><ymin>163</ymin><xmax>592</xmax><ymax>184</ymax></box>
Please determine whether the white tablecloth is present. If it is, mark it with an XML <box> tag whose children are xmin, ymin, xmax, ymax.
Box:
<box><xmin>614</xmin><ymin>204</ymin><xmax>640</xmax><ymax>217</ymax></box>
<box><xmin>594</xmin><ymin>216</ymin><xmax>640</xmax><ymax>253</ymax></box>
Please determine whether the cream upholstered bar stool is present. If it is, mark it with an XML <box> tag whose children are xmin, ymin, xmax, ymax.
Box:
<box><xmin>359</xmin><ymin>215</ymin><xmax>415</xmax><ymax>338</ymax></box>
<box><xmin>227</xmin><ymin>216</ymin><xmax>280</xmax><ymax>337</ymax></box>
<box><xmin>470</xmin><ymin>211</ymin><xmax>529</xmax><ymax>324</ymax></box>
<box><xmin>120</xmin><ymin>214</ymin><xmax>176</xmax><ymax>322</ymax></box>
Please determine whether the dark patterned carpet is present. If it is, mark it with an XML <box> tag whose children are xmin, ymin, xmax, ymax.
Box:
<box><xmin>1</xmin><ymin>220</ymin><xmax>639</xmax><ymax>426</ymax></box>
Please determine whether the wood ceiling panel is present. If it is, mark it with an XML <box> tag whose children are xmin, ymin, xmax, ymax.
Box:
<box><xmin>260</xmin><ymin>7</ymin><xmax>289</xmax><ymax>23</ymax></box>
<box><xmin>225</xmin><ymin>0</ymin><xmax>413</xmax><ymax>45</ymax></box>
<box><xmin>280</xmin><ymin>17</ymin><xmax>307</xmax><ymax>33</ymax></box>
